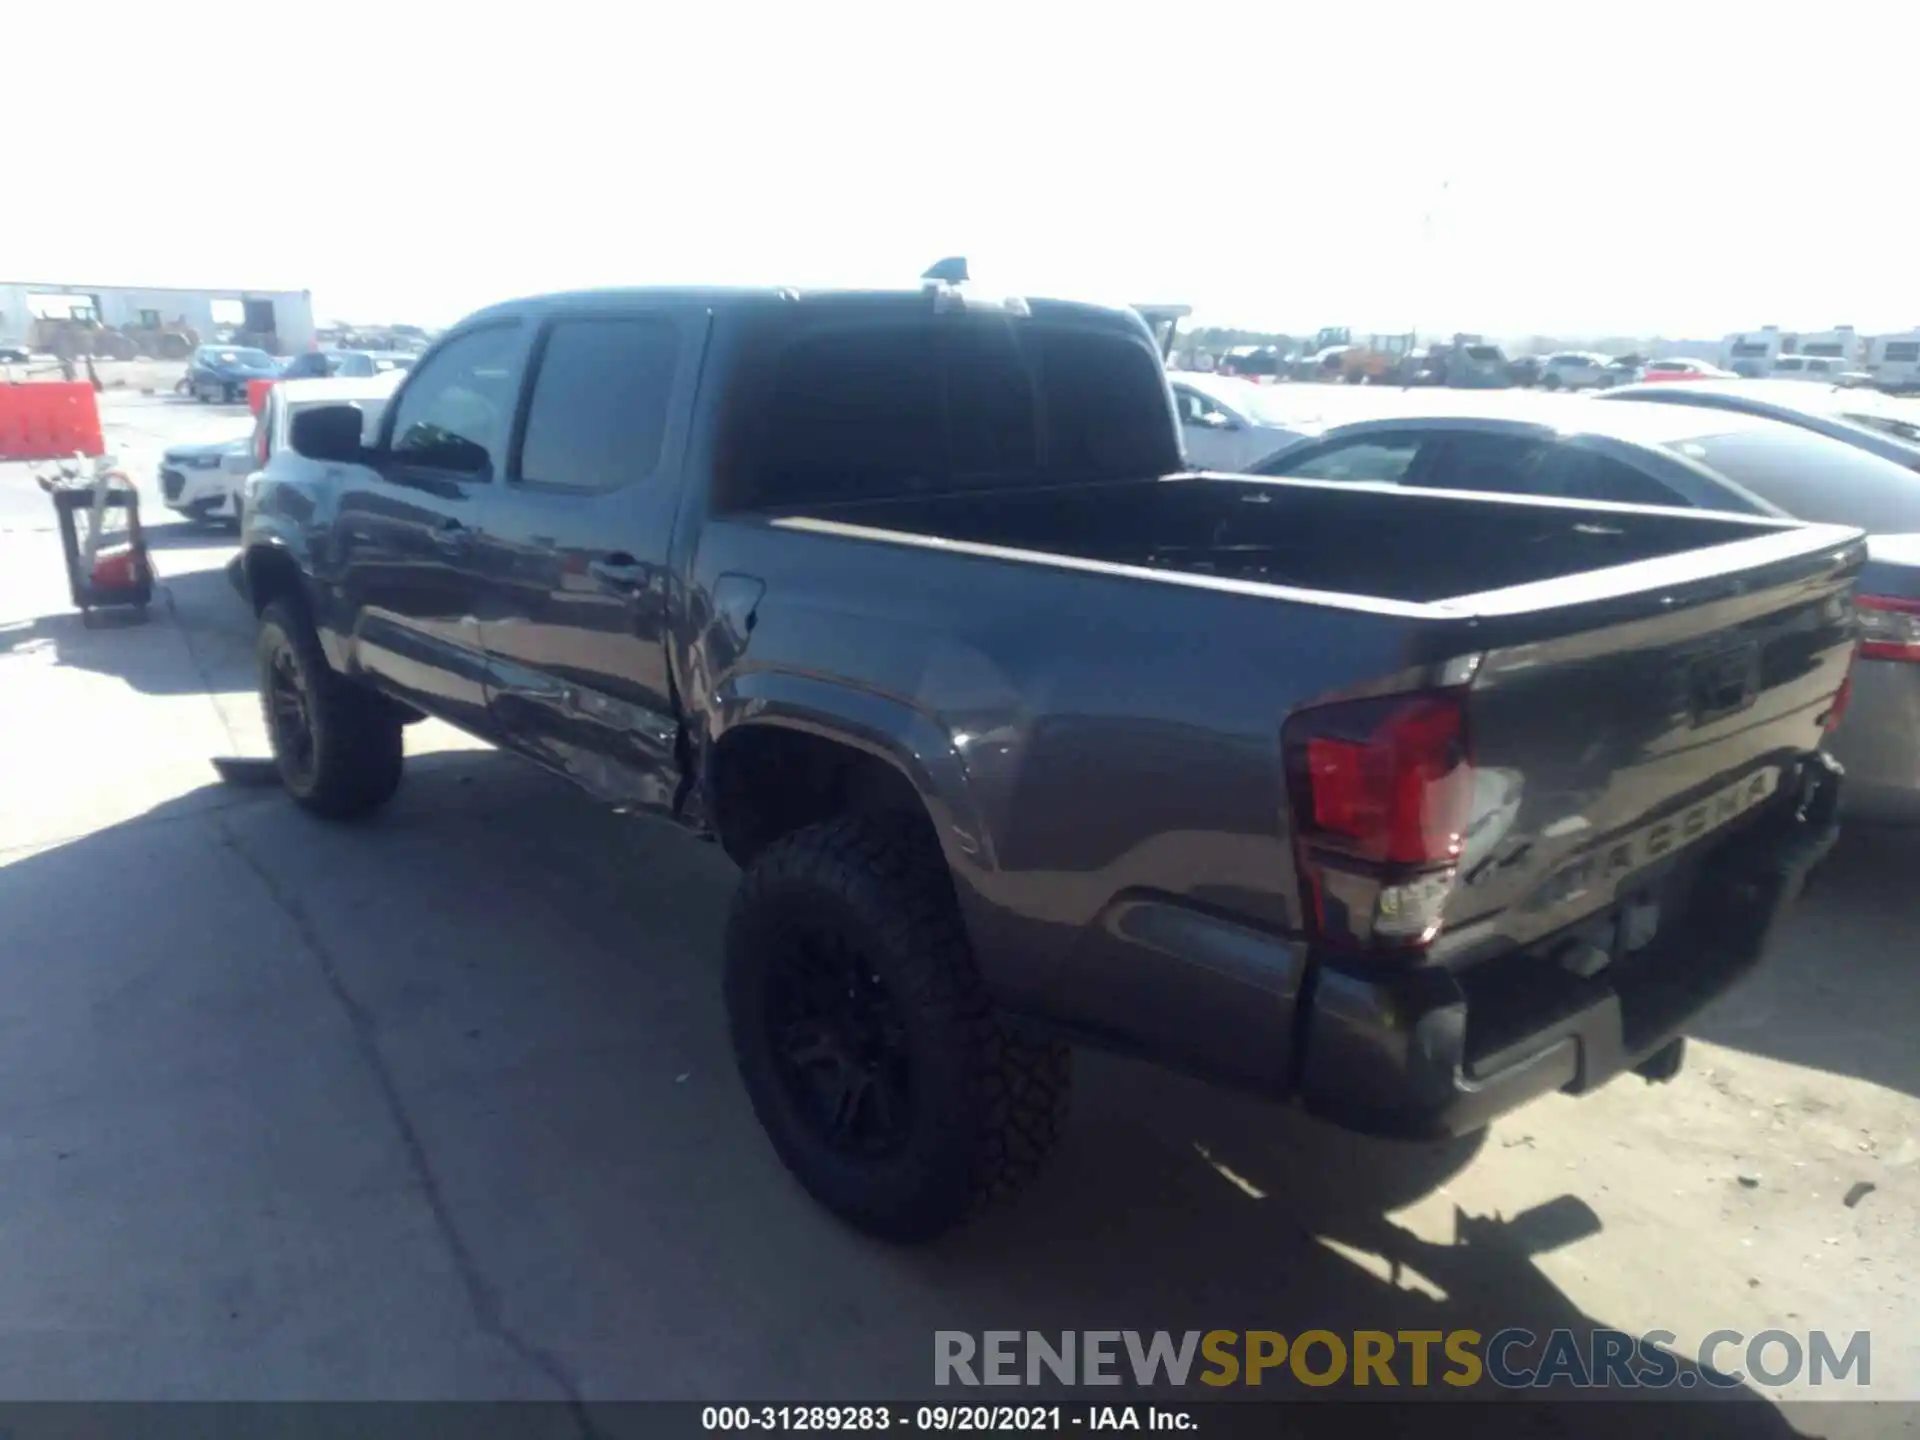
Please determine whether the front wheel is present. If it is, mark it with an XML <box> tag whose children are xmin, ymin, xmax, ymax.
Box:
<box><xmin>257</xmin><ymin>599</ymin><xmax>404</xmax><ymax>818</ymax></box>
<box><xmin>725</xmin><ymin>814</ymin><xmax>1070</xmax><ymax>1242</ymax></box>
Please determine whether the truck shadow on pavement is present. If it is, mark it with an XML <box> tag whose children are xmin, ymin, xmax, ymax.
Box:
<box><xmin>1692</xmin><ymin>823</ymin><xmax>1920</xmax><ymax>1101</ymax></box>
<box><xmin>0</xmin><ymin>754</ymin><xmax>1835</xmax><ymax>1430</ymax></box>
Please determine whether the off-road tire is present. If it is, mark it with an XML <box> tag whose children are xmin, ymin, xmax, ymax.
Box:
<box><xmin>257</xmin><ymin>598</ymin><xmax>403</xmax><ymax>819</ymax></box>
<box><xmin>725</xmin><ymin>814</ymin><xmax>1070</xmax><ymax>1242</ymax></box>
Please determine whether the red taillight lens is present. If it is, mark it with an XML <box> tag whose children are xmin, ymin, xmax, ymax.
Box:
<box><xmin>1288</xmin><ymin>692</ymin><xmax>1472</xmax><ymax>865</ymax></box>
<box><xmin>1283</xmin><ymin>688</ymin><xmax>1474</xmax><ymax>951</ymax></box>
<box><xmin>1856</xmin><ymin>594</ymin><xmax>1920</xmax><ymax>663</ymax></box>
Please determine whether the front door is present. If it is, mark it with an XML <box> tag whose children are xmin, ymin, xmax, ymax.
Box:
<box><xmin>471</xmin><ymin>307</ymin><xmax>705</xmax><ymax>811</ymax></box>
<box><xmin>335</xmin><ymin>321</ymin><xmax>527</xmax><ymax>733</ymax></box>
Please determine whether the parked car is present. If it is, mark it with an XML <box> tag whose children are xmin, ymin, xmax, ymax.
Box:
<box><xmin>1441</xmin><ymin>341</ymin><xmax>1511</xmax><ymax>388</ymax></box>
<box><xmin>1599</xmin><ymin>378</ymin><xmax>1920</xmax><ymax>472</ymax></box>
<box><xmin>187</xmin><ymin>345</ymin><xmax>280</xmax><ymax>403</ymax></box>
<box><xmin>158</xmin><ymin>437</ymin><xmax>253</xmax><ymax>525</ymax></box>
<box><xmin>1168</xmin><ymin>372</ymin><xmax>1321</xmax><ymax>470</ymax></box>
<box><xmin>1251</xmin><ymin>391</ymin><xmax>1918</xmax><ymax>821</ymax></box>
<box><xmin>233</xmin><ymin>281</ymin><xmax>1855</xmax><ymax>1241</ymax></box>
<box><xmin>0</xmin><ymin>343</ymin><xmax>30</xmax><ymax>364</ymax></box>
<box><xmin>278</xmin><ymin>349</ymin><xmax>420</xmax><ymax>381</ymax></box>
<box><xmin>233</xmin><ymin>371</ymin><xmax>407</xmax><ymax>532</ymax></box>
<box><xmin>1640</xmin><ymin>357</ymin><xmax>1736</xmax><ymax>383</ymax></box>
<box><xmin>1537</xmin><ymin>352</ymin><xmax>1618</xmax><ymax>391</ymax></box>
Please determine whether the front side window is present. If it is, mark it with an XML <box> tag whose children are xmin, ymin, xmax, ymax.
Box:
<box><xmin>516</xmin><ymin>317</ymin><xmax>680</xmax><ymax>491</ymax></box>
<box><xmin>387</xmin><ymin>325</ymin><xmax>520</xmax><ymax>475</ymax></box>
<box><xmin>1412</xmin><ymin>434</ymin><xmax>1554</xmax><ymax>495</ymax></box>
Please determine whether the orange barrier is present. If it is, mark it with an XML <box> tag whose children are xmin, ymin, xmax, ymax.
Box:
<box><xmin>248</xmin><ymin>378</ymin><xmax>277</xmax><ymax>415</ymax></box>
<box><xmin>0</xmin><ymin>381</ymin><xmax>105</xmax><ymax>461</ymax></box>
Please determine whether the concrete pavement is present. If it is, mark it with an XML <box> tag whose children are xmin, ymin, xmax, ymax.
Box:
<box><xmin>0</xmin><ymin>394</ymin><xmax>1912</xmax><ymax>1430</ymax></box>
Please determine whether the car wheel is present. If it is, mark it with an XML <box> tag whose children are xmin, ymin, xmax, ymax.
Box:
<box><xmin>725</xmin><ymin>813</ymin><xmax>1071</xmax><ymax>1242</ymax></box>
<box><xmin>257</xmin><ymin>598</ymin><xmax>404</xmax><ymax>819</ymax></box>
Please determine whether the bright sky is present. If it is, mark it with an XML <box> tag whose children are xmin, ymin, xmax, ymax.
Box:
<box><xmin>11</xmin><ymin>3</ymin><xmax>1915</xmax><ymax>340</ymax></box>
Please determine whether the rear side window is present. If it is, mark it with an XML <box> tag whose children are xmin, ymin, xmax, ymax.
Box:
<box><xmin>743</xmin><ymin>314</ymin><xmax>1176</xmax><ymax>507</ymax></box>
<box><xmin>516</xmin><ymin>317</ymin><xmax>679</xmax><ymax>490</ymax></box>
<box><xmin>1263</xmin><ymin>435</ymin><xmax>1420</xmax><ymax>483</ymax></box>
<box><xmin>1884</xmin><ymin>342</ymin><xmax>1920</xmax><ymax>363</ymax></box>
<box><xmin>1669</xmin><ymin>428</ymin><xmax>1920</xmax><ymax>530</ymax></box>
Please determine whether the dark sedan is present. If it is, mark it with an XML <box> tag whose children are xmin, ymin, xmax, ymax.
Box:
<box><xmin>187</xmin><ymin>345</ymin><xmax>280</xmax><ymax>403</ymax></box>
<box><xmin>1600</xmin><ymin>379</ymin><xmax>1920</xmax><ymax>473</ymax></box>
<box><xmin>1249</xmin><ymin>391</ymin><xmax>1920</xmax><ymax>822</ymax></box>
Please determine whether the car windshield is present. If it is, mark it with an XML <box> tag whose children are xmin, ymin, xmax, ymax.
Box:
<box><xmin>215</xmin><ymin>348</ymin><xmax>275</xmax><ymax>367</ymax></box>
<box><xmin>1667</xmin><ymin>426</ymin><xmax>1920</xmax><ymax>531</ymax></box>
<box><xmin>1463</xmin><ymin>346</ymin><xmax>1501</xmax><ymax>361</ymax></box>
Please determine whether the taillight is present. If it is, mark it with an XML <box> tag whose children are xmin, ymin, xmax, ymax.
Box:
<box><xmin>1856</xmin><ymin>594</ymin><xmax>1920</xmax><ymax>663</ymax></box>
<box><xmin>1283</xmin><ymin>688</ymin><xmax>1474</xmax><ymax>950</ymax></box>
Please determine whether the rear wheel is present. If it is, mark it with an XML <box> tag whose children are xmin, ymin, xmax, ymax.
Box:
<box><xmin>257</xmin><ymin>599</ymin><xmax>403</xmax><ymax>819</ymax></box>
<box><xmin>725</xmin><ymin>814</ymin><xmax>1070</xmax><ymax>1241</ymax></box>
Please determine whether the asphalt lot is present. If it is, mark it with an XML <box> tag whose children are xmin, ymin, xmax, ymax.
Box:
<box><xmin>0</xmin><ymin>388</ymin><xmax>1913</xmax><ymax>1430</ymax></box>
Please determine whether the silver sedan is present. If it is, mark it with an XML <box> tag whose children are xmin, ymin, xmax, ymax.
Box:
<box><xmin>1249</xmin><ymin>392</ymin><xmax>1920</xmax><ymax>823</ymax></box>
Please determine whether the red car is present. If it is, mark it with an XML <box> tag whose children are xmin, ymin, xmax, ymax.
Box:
<box><xmin>1640</xmin><ymin>357</ymin><xmax>1737</xmax><ymax>383</ymax></box>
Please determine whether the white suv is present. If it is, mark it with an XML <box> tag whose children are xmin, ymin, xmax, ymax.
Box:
<box><xmin>1538</xmin><ymin>352</ymin><xmax>1617</xmax><ymax>390</ymax></box>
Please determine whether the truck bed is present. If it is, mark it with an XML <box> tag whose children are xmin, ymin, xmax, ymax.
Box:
<box><xmin>790</xmin><ymin>471</ymin><xmax>1801</xmax><ymax>606</ymax></box>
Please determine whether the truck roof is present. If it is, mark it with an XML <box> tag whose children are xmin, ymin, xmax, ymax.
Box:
<box><xmin>458</xmin><ymin>285</ymin><xmax>1150</xmax><ymax>333</ymax></box>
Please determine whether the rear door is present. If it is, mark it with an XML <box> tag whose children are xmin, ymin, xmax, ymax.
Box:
<box><xmin>472</xmin><ymin>305</ymin><xmax>707</xmax><ymax>810</ymax></box>
<box><xmin>335</xmin><ymin>322</ymin><xmax>527</xmax><ymax>732</ymax></box>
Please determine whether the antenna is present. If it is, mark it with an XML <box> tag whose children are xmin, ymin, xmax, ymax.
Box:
<box><xmin>921</xmin><ymin>257</ymin><xmax>970</xmax><ymax>285</ymax></box>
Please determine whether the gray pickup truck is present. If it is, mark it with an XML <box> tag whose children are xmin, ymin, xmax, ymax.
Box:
<box><xmin>233</xmin><ymin>279</ymin><xmax>1861</xmax><ymax>1240</ymax></box>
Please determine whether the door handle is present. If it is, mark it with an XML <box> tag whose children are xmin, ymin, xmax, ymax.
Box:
<box><xmin>430</xmin><ymin>517</ymin><xmax>471</xmax><ymax>554</ymax></box>
<box><xmin>587</xmin><ymin>554</ymin><xmax>645</xmax><ymax>592</ymax></box>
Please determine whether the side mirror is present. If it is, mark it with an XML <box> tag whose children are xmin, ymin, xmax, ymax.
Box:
<box><xmin>290</xmin><ymin>403</ymin><xmax>366</xmax><ymax>463</ymax></box>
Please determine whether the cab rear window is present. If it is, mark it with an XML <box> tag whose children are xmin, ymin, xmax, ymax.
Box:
<box><xmin>736</xmin><ymin>314</ymin><xmax>1178</xmax><ymax>509</ymax></box>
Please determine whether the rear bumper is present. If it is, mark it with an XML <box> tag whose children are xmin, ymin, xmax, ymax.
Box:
<box><xmin>1295</xmin><ymin>751</ymin><xmax>1843</xmax><ymax>1139</ymax></box>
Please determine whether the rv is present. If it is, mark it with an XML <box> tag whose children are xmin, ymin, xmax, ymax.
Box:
<box><xmin>1864</xmin><ymin>331</ymin><xmax>1920</xmax><ymax>393</ymax></box>
<box><xmin>1720</xmin><ymin>326</ymin><xmax>1786</xmax><ymax>376</ymax></box>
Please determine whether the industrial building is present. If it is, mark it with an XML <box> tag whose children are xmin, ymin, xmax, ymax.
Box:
<box><xmin>0</xmin><ymin>281</ymin><xmax>315</xmax><ymax>357</ymax></box>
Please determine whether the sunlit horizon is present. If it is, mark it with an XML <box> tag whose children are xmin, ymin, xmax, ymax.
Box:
<box><xmin>10</xmin><ymin>2</ymin><xmax>1914</xmax><ymax>343</ymax></box>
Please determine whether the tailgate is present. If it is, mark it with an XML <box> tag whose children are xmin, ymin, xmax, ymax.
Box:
<box><xmin>1437</xmin><ymin>523</ymin><xmax>1864</xmax><ymax>956</ymax></box>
